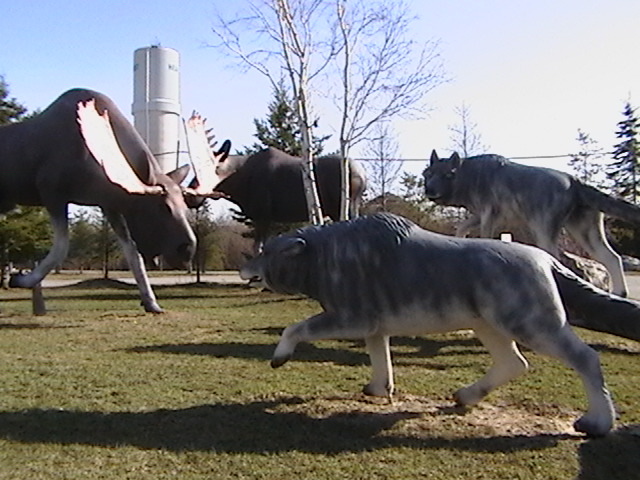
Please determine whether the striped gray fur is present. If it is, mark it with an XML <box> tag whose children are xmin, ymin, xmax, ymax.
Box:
<box><xmin>239</xmin><ymin>212</ymin><xmax>640</xmax><ymax>437</ymax></box>
<box><xmin>423</xmin><ymin>151</ymin><xmax>640</xmax><ymax>298</ymax></box>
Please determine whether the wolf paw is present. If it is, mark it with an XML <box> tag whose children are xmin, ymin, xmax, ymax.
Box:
<box><xmin>363</xmin><ymin>382</ymin><xmax>394</xmax><ymax>398</ymax></box>
<box><xmin>271</xmin><ymin>354</ymin><xmax>291</xmax><ymax>369</ymax></box>
<box><xmin>453</xmin><ymin>386</ymin><xmax>486</xmax><ymax>407</ymax></box>
<box><xmin>573</xmin><ymin>415</ymin><xmax>613</xmax><ymax>437</ymax></box>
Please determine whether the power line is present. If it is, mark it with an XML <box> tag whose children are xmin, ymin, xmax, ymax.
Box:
<box><xmin>353</xmin><ymin>152</ymin><xmax>616</xmax><ymax>162</ymax></box>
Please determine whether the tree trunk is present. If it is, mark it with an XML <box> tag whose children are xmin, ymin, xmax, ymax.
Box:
<box><xmin>299</xmin><ymin>122</ymin><xmax>324</xmax><ymax>225</ymax></box>
<box><xmin>339</xmin><ymin>141</ymin><xmax>351</xmax><ymax>221</ymax></box>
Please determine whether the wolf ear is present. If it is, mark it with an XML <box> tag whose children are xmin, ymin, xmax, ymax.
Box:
<box><xmin>430</xmin><ymin>150</ymin><xmax>439</xmax><ymax>165</ymax></box>
<box><xmin>280</xmin><ymin>237</ymin><xmax>306</xmax><ymax>257</ymax></box>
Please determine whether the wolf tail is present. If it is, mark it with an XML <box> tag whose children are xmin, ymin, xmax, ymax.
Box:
<box><xmin>577</xmin><ymin>182</ymin><xmax>640</xmax><ymax>224</ymax></box>
<box><xmin>552</xmin><ymin>262</ymin><xmax>640</xmax><ymax>341</ymax></box>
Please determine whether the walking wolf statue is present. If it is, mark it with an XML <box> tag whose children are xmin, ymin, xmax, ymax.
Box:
<box><xmin>422</xmin><ymin>151</ymin><xmax>640</xmax><ymax>297</ymax></box>
<box><xmin>241</xmin><ymin>213</ymin><xmax>640</xmax><ymax>436</ymax></box>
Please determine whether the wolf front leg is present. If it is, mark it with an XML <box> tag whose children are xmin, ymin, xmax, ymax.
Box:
<box><xmin>362</xmin><ymin>334</ymin><xmax>394</xmax><ymax>400</ymax></box>
<box><xmin>271</xmin><ymin>311</ymin><xmax>368</xmax><ymax>369</ymax></box>
<box><xmin>455</xmin><ymin>214</ymin><xmax>480</xmax><ymax>237</ymax></box>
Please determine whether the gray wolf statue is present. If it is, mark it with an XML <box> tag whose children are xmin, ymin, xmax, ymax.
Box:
<box><xmin>422</xmin><ymin>150</ymin><xmax>640</xmax><ymax>298</ymax></box>
<box><xmin>240</xmin><ymin>212</ymin><xmax>640</xmax><ymax>436</ymax></box>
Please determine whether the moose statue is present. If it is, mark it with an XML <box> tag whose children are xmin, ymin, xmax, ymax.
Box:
<box><xmin>182</xmin><ymin>134</ymin><xmax>367</xmax><ymax>251</ymax></box>
<box><xmin>0</xmin><ymin>88</ymin><xmax>227</xmax><ymax>313</ymax></box>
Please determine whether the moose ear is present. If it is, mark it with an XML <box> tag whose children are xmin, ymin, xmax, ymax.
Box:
<box><xmin>429</xmin><ymin>150</ymin><xmax>439</xmax><ymax>165</ymax></box>
<box><xmin>167</xmin><ymin>164</ymin><xmax>191</xmax><ymax>185</ymax></box>
<box><xmin>216</xmin><ymin>139</ymin><xmax>231</xmax><ymax>162</ymax></box>
<box><xmin>280</xmin><ymin>237</ymin><xmax>307</xmax><ymax>257</ymax></box>
<box><xmin>450</xmin><ymin>152</ymin><xmax>463</xmax><ymax>168</ymax></box>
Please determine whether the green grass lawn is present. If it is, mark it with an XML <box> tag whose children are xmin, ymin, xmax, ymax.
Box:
<box><xmin>0</xmin><ymin>281</ymin><xmax>639</xmax><ymax>479</ymax></box>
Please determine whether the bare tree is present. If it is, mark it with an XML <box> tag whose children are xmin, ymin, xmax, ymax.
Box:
<box><xmin>334</xmin><ymin>0</ymin><xmax>445</xmax><ymax>219</ymax></box>
<box><xmin>569</xmin><ymin>129</ymin><xmax>606</xmax><ymax>187</ymax></box>
<box><xmin>211</xmin><ymin>0</ymin><xmax>444</xmax><ymax>222</ymax></box>
<box><xmin>448</xmin><ymin>102</ymin><xmax>488</xmax><ymax>157</ymax></box>
<box><xmin>364</xmin><ymin>122</ymin><xmax>403</xmax><ymax>210</ymax></box>
<box><xmin>211</xmin><ymin>0</ymin><xmax>337</xmax><ymax>225</ymax></box>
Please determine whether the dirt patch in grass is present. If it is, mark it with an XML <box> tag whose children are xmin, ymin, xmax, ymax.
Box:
<box><xmin>268</xmin><ymin>393</ymin><xmax>579</xmax><ymax>439</ymax></box>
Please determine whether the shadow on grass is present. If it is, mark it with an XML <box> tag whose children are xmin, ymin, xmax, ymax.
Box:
<box><xmin>126</xmin><ymin>335</ymin><xmax>484</xmax><ymax>369</ymax></box>
<box><xmin>577</xmin><ymin>428</ymin><xmax>640</xmax><ymax>479</ymax></box>
<box><xmin>0</xmin><ymin>322</ymin><xmax>80</xmax><ymax>330</ymax></box>
<box><xmin>126</xmin><ymin>341</ymin><xmax>370</xmax><ymax>366</ymax></box>
<box><xmin>0</xmin><ymin>397</ymin><xmax>571</xmax><ymax>455</ymax></box>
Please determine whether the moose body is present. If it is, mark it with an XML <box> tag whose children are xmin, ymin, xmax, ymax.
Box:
<box><xmin>422</xmin><ymin>151</ymin><xmax>640</xmax><ymax>297</ymax></box>
<box><xmin>0</xmin><ymin>88</ymin><xmax>196</xmax><ymax>312</ymax></box>
<box><xmin>238</xmin><ymin>212</ymin><xmax>640</xmax><ymax>436</ymax></box>
<box><xmin>213</xmin><ymin>148</ymin><xmax>366</xmax><ymax>248</ymax></box>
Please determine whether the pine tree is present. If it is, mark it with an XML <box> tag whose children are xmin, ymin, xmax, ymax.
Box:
<box><xmin>0</xmin><ymin>78</ymin><xmax>51</xmax><ymax>287</ymax></box>
<box><xmin>607</xmin><ymin>102</ymin><xmax>640</xmax><ymax>203</ymax></box>
<box><xmin>241</xmin><ymin>80</ymin><xmax>329</xmax><ymax>156</ymax></box>
<box><xmin>0</xmin><ymin>76</ymin><xmax>27</xmax><ymax>125</ymax></box>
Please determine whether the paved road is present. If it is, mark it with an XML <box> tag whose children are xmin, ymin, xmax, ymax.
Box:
<box><xmin>624</xmin><ymin>273</ymin><xmax>640</xmax><ymax>301</ymax></box>
<box><xmin>39</xmin><ymin>271</ymin><xmax>640</xmax><ymax>300</ymax></box>
<box><xmin>41</xmin><ymin>271</ymin><xmax>244</xmax><ymax>288</ymax></box>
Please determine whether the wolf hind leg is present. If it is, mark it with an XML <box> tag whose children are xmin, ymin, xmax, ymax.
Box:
<box><xmin>363</xmin><ymin>335</ymin><xmax>394</xmax><ymax>398</ymax></box>
<box><xmin>454</xmin><ymin>325</ymin><xmax>529</xmax><ymax>406</ymax></box>
<box><xmin>525</xmin><ymin>324</ymin><xmax>615</xmax><ymax>437</ymax></box>
<box><xmin>565</xmin><ymin>211</ymin><xmax>627</xmax><ymax>297</ymax></box>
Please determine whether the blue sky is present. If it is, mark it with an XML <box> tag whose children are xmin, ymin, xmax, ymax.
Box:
<box><xmin>3</xmin><ymin>0</ymin><xmax>640</xmax><ymax>177</ymax></box>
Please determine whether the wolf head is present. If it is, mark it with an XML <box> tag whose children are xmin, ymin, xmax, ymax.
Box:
<box><xmin>422</xmin><ymin>150</ymin><xmax>463</xmax><ymax>204</ymax></box>
<box><xmin>239</xmin><ymin>214</ymin><xmax>417</xmax><ymax>311</ymax></box>
<box><xmin>239</xmin><ymin>233</ymin><xmax>309</xmax><ymax>295</ymax></box>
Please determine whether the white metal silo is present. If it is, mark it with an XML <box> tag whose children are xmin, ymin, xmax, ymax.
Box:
<box><xmin>132</xmin><ymin>46</ymin><xmax>181</xmax><ymax>173</ymax></box>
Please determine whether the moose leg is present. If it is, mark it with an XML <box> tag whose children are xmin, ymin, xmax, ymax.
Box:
<box><xmin>454</xmin><ymin>326</ymin><xmax>529</xmax><ymax>406</ymax></box>
<box><xmin>104</xmin><ymin>210</ymin><xmax>163</xmax><ymax>313</ymax></box>
<box><xmin>363</xmin><ymin>334</ymin><xmax>394</xmax><ymax>398</ymax></box>
<box><xmin>10</xmin><ymin>205</ymin><xmax>69</xmax><ymax>288</ymax></box>
<box><xmin>271</xmin><ymin>312</ymin><xmax>366</xmax><ymax>368</ymax></box>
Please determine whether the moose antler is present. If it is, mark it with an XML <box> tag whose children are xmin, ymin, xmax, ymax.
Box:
<box><xmin>77</xmin><ymin>100</ymin><xmax>164</xmax><ymax>195</ymax></box>
<box><xmin>184</xmin><ymin>111</ymin><xmax>230</xmax><ymax>197</ymax></box>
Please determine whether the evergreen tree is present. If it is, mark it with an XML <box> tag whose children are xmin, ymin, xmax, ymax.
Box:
<box><xmin>0</xmin><ymin>206</ymin><xmax>52</xmax><ymax>276</ymax></box>
<box><xmin>0</xmin><ymin>78</ymin><xmax>51</xmax><ymax>286</ymax></box>
<box><xmin>0</xmin><ymin>76</ymin><xmax>27</xmax><ymax>124</ymax></box>
<box><xmin>242</xmin><ymin>79</ymin><xmax>330</xmax><ymax>156</ymax></box>
<box><xmin>606</xmin><ymin>101</ymin><xmax>640</xmax><ymax>203</ymax></box>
